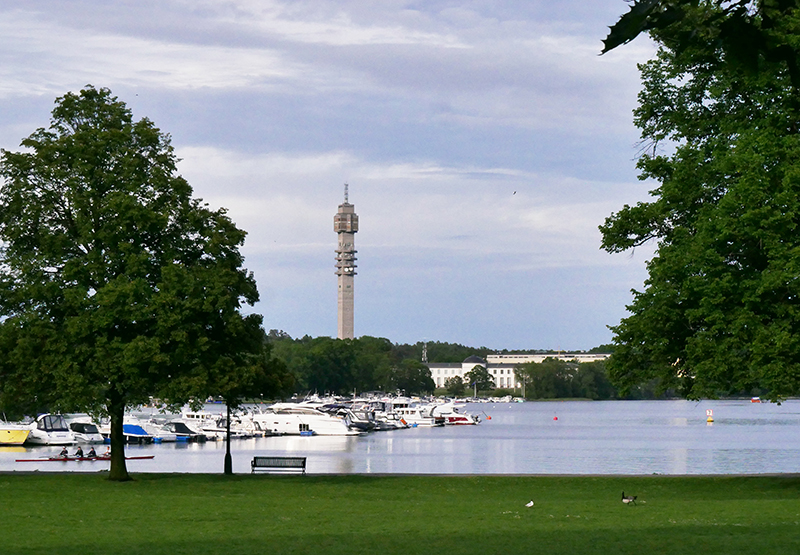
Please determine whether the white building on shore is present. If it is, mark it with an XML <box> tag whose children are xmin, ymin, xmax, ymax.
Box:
<box><xmin>426</xmin><ymin>352</ymin><xmax>611</xmax><ymax>389</ymax></box>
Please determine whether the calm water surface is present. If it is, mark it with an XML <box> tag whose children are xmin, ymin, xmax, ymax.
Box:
<box><xmin>3</xmin><ymin>399</ymin><xmax>800</xmax><ymax>475</ymax></box>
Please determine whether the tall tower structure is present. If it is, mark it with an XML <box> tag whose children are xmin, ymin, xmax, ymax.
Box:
<box><xmin>334</xmin><ymin>184</ymin><xmax>358</xmax><ymax>339</ymax></box>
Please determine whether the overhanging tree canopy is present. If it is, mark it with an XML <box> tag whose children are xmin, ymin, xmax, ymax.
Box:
<box><xmin>600</xmin><ymin>2</ymin><xmax>800</xmax><ymax>400</ymax></box>
<box><xmin>0</xmin><ymin>86</ymin><xmax>274</xmax><ymax>479</ymax></box>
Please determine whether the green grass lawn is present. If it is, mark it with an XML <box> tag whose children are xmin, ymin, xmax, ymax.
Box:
<box><xmin>1</xmin><ymin>473</ymin><xmax>798</xmax><ymax>555</ymax></box>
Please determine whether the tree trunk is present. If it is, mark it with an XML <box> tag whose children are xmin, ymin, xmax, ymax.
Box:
<box><xmin>224</xmin><ymin>402</ymin><xmax>233</xmax><ymax>475</ymax></box>
<box><xmin>108</xmin><ymin>402</ymin><xmax>131</xmax><ymax>481</ymax></box>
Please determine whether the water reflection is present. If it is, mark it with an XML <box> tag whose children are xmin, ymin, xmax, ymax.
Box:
<box><xmin>2</xmin><ymin>400</ymin><xmax>800</xmax><ymax>475</ymax></box>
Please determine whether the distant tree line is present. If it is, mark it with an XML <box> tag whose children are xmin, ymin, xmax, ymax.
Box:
<box><xmin>267</xmin><ymin>331</ymin><xmax>639</xmax><ymax>399</ymax></box>
<box><xmin>515</xmin><ymin>359</ymin><xmax>616</xmax><ymax>400</ymax></box>
<box><xmin>267</xmin><ymin>332</ymin><xmax>434</xmax><ymax>396</ymax></box>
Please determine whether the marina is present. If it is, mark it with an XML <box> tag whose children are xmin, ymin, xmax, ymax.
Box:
<box><xmin>1</xmin><ymin>399</ymin><xmax>800</xmax><ymax>475</ymax></box>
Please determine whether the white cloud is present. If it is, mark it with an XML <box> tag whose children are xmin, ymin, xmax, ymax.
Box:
<box><xmin>0</xmin><ymin>10</ymin><xmax>308</xmax><ymax>98</ymax></box>
<box><xmin>0</xmin><ymin>1</ymin><xmax>656</xmax><ymax>347</ymax></box>
<box><xmin>177</xmin><ymin>146</ymin><xmax>647</xmax><ymax>271</ymax></box>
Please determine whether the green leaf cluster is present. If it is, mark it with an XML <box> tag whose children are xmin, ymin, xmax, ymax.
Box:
<box><xmin>464</xmin><ymin>365</ymin><xmax>495</xmax><ymax>392</ymax></box>
<box><xmin>0</xmin><ymin>86</ymin><xmax>292</xmax><ymax>478</ymax></box>
<box><xmin>443</xmin><ymin>375</ymin><xmax>466</xmax><ymax>396</ymax></box>
<box><xmin>603</xmin><ymin>0</ymin><xmax>800</xmax><ymax>91</ymax></box>
<box><xmin>516</xmin><ymin>359</ymin><xmax>618</xmax><ymax>400</ymax></box>
<box><xmin>268</xmin><ymin>334</ymin><xmax>435</xmax><ymax>396</ymax></box>
<box><xmin>601</xmin><ymin>3</ymin><xmax>800</xmax><ymax>400</ymax></box>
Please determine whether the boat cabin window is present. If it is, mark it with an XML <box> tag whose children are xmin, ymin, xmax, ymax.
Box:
<box><xmin>38</xmin><ymin>414</ymin><xmax>69</xmax><ymax>431</ymax></box>
<box><xmin>69</xmin><ymin>422</ymin><xmax>99</xmax><ymax>434</ymax></box>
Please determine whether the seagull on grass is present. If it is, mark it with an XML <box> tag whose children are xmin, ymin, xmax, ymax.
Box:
<box><xmin>525</xmin><ymin>500</ymin><xmax>535</xmax><ymax>508</ymax></box>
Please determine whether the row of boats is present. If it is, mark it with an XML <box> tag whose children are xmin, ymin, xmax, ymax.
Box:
<box><xmin>0</xmin><ymin>396</ymin><xmax>482</xmax><ymax>446</ymax></box>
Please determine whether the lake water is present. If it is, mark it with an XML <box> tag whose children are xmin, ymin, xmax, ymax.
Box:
<box><xmin>3</xmin><ymin>399</ymin><xmax>800</xmax><ymax>475</ymax></box>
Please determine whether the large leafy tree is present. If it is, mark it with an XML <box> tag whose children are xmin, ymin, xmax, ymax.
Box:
<box><xmin>444</xmin><ymin>375</ymin><xmax>466</xmax><ymax>396</ymax></box>
<box><xmin>0</xmin><ymin>86</ymin><xmax>270</xmax><ymax>480</ymax></box>
<box><xmin>600</xmin><ymin>2</ymin><xmax>800</xmax><ymax>400</ymax></box>
<box><xmin>382</xmin><ymin>359</ymin><xmax>435</xmax><ymax>395</ymax></box>
<box><xmin>465</xmin><ymin>365</ymin><xmax>494</xmax><ymax>395</ymax></box>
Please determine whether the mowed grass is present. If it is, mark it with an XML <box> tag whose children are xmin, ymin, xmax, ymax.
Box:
<box><xmin>1</xmin><ymin>473</ymin><xmax>799</xmax><ymax>555</ymax></box>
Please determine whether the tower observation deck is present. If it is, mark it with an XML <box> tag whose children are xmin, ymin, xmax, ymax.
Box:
<box><xmin>334</xmin><ymin>184</ymin><xmax>358</xmax><ymax>339</ymax></box>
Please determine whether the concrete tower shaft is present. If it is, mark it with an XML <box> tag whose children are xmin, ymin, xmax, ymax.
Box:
<box><xmin>334</xmin><ymin>185</ymin><xmax>358</xmax><ymax>339</ymax></box>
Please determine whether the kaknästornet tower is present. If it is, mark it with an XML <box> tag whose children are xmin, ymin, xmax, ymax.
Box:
<box><xmin>334</xmin><ymin>184</ymin><xmax>358</xmax><ymax>339</ymax></box>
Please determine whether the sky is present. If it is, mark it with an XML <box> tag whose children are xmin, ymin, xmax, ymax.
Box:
<box><xmin>0</xmin><ymin>1</ymin><xmax>659</xmax><ymax>351</ymax></box>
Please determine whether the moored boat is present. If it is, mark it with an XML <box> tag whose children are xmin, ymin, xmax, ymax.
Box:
<box><xmin>68</xmin><ymin>421</ymin><xmax>105</xmax><ymax>443</ymax></box>
<box><xmin>393</xmin><ymin>406</ymin><xmax>445</xmax><ymax>427</ymax></box>
<box><xmin>26</xmin><ymin>414</ymin><xmax>76</xmax><ymax>445</ymax></box>
<box><xmin>429</xmin><ymin>403</ymin><xmax>481</xmax><ymax>425</ymax></box>
<box><xmin>0</xmin><ymin>423</ymin><xmax>31</xmax><ymax>445</ymax></box>
<box><xmin>253</xmin><ymin>403</ymin><xmax>362</xmax><ymax>436</ymax></box>
<box><xmin>161</xmin><ymin>420</ymin><xmax>207</xmax><ymax>442</ymax></box>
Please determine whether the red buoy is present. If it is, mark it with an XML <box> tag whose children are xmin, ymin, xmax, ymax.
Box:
<box><xmin>553</xmin><ymin>416</ymin><xmax>558</xmax><ymax>421</ymax></box>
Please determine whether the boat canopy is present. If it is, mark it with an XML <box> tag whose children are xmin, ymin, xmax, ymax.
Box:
<box><xmin>122</xmin><ymin>424</ymin><xmax>149</xmax><ymax>437</ymax></box>
<box><xmin>69</xmin><ymin>422</ymin><xmax>100</xmax><ymax>434</ymax></box>
<box><xmin>37</xmin><ymin>414</ymin><xmax>69</xmax><ymax>432</ymax></box>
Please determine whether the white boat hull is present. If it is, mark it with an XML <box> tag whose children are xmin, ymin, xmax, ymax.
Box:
<box><xmin>254</xmin><ymin>404</ymin><xmax>361</xmax><ymax>436</ymax></box>
<box><xmin>26</xmin><ymin>429</ymin><xmax>75</xmax><ymax>445</ymax></box>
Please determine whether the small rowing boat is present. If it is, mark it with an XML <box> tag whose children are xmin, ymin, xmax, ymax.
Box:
<box><xmin>15</xmin><ymin>455</ymin><xmax>154</xmax><ymax>462</ymax></box>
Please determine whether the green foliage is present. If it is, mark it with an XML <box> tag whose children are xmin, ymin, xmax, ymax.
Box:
<box><xmin>588</xmin><ymin>344</ymin><xmax>615</xmax><ymax>354</ymax></box>
<box><xmin>268</xmin><ymin>333</ymin><xmax>611</xmax><ymax>398</ymax></box>
<box><xmin>444</xmin><ymin>375</ymin><xmax>466</xmax><ymax>396</ymax></box>
<box><xmin>423</xmin><ymin>341</ymin><xmax>494</xmax><ymax>363</ymax></box>
<box><xmin>602</xmin><ymin>0</ymin><xmax>800</xmax><ymax>91</ymax></box>
<box><xmin>519</xmin><ymin>358</ymin><xmax>572</xmax><ymax>399</ymax></box>
<box><xmin>517</xmin><ymin>359</ymin><xmax>617</xmax><ymax>400</ymax></box>
<box><xmin>0</xmin><ymin>86</ymin><xmax>285</xmax><ymax>479</ymax></box>
<box><xmin>601</xmin><ymin>2</ymin><xmax>800</xmax><ymax>401</ymax></box>
<box><xmin>384</xmin><ymin>358</ymin><xmax>435</xmax><ymax>395</ymax></box>
<box><xmin>464</xmin><ymin>365</ymin><xmax>495</xmax><ymax>393</ymax></box>
<box><xmin>268</xmin><ymin>334</ymin><xmax>434</xmax><ymax>395</ymax></box>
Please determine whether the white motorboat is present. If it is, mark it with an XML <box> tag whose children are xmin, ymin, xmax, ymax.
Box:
<box><xmin>26</xmin><ymin>414</ymin><xmax>76</xmax><ymax>445</ymax></box>
<box><xmin>161</xmin><ymin>420</ymin><xmax>207</xmax><ymax>442</ymax></box>
<box><xmin>95</xmin><ymin>418</ymin><xmax>154</xmax><ymax>444</ymax></box>
<box><xmin>234</xmin><ymin>409</ymin><xmax>275</xmax><ymax>437</ymax></box>
<box><xmin>181</xmin><ymin>409</ymin><xmax>250</xmax><ymax>440</ymax></box>
<box><xmin>373</xmin><ymin>411</ymin><xmax>409</xmax><ymax>430</ymax></box>
<box><xmin>393</xmin><ymin>405</ymin><xmax>445</xmax><ymax>427</ymax></box>
<box><xmin>253</xmin><ymin>403</ymin><xmax>362</xmax><ymax>436</ymax></box>
<box><xmin>428</xmin><ymin>403</ymin><xmax>481</xmax><ymax>425</ymax></box>
<box><xmin>68</xmin><ymin>420</ymin><xmax>105</xmax><ymax>443</ymax></box>
<box><xmin>133</xmin><ymin>418</ymin><xmax>178</xmax><ymax>443</ymax></box>
<box><xmin>354</xmin><ymin>400</ymin><xmax>408</xmax><ymax>431</ymax></box>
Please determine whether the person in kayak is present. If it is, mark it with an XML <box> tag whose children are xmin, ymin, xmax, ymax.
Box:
<box><xmin>74</xmin><ymin>446</ymin><xmax>84</xmax><ymax>458</ymax></box>
<box><xmin>59</xmin><ymin>446</ymin><xmax>68</xmax><ymax>458</ymax></box>
<box><xmin>87</xmin><ymin>446</ymin><xmax>97</xmax><ymax>458</ymax></box>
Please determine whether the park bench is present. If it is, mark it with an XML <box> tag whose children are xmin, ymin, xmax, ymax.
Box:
<box><xmin>251</xmin><ymin>456</ymin><xmax>307</xmax><ymax>474</ymax></box>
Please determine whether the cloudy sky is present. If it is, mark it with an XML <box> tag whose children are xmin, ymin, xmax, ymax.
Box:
<box><xmin>1</xmin><ymin>1</ymin><xmax>658</xmax><ymax>350</ymax></box>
